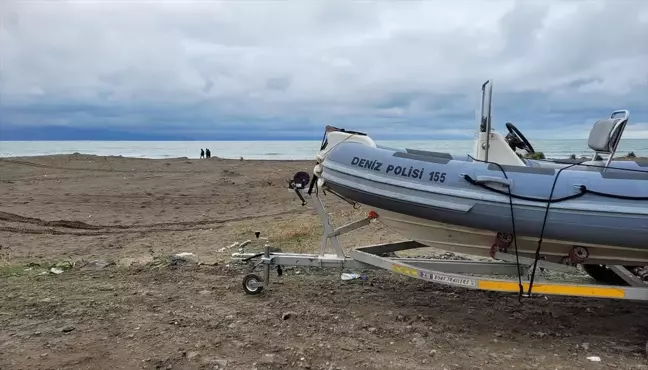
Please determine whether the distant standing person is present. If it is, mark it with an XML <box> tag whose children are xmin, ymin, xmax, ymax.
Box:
<box><xmin>206</xmin><ymin>148</ymin><xmax>211</xmax><ymax>159</ymax></box>
<box><xmin>200</xmin><ymin>148</ymin><xmax>205</xmax><ymax>159</ymax></box>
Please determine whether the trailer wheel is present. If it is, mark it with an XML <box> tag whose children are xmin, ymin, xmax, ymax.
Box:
<box><xmin>242</xmin><ymin>274</ymin><xmax>264</xmax><ymax>295</ymax></box>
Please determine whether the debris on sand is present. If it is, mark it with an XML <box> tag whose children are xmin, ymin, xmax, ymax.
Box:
<box><xmin>147</xmin><ymin>253</ymin><xmax>200</xmax><ymax>268</ymax></box>
<box><xmin>256</xmin><ymin>353</ymin><xmax>287</xmax><ymax>367</ymax></box>
<box><xmin>282</xmin><ymin>312</ymin><xmax>295</xmax><ymax>320</ymax></box>
<box><xmin>55</xmin><ymin>261</ymin><xmax>74</xmax><ymax>270</ymax></box>
<box><xmin>80</xmin><ymin>259</ymin><xmax>116</xmax><ymax>271</ymax></box>
<box><xmin>340</xmin><ymin>272</ymin><xmax>360</xmax><ymax>281</ymax></box>
<box><xmin>172</xmin><ymin>252</ymin><xmax>200</xmax><ymax>264</ymax></box>
<box><xmin>175</xmin><ymin>252</ymin><xmax>196</xmax><ymax>259</ymax></box>
<box><xmin>201</xmin><ymin>357</ymin><xmax>228</xmax><ymax>369</ymax></box>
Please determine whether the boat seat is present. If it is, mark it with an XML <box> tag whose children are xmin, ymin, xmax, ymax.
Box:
<box><xmin>588</xmin><ymin>118</ymin><xmax>623</xmax><ymax>153</ymax></box>
<box><xmin>525</xmin><ymin>112</ymin><xmax>630</xmax><ymax>172</ymax></box>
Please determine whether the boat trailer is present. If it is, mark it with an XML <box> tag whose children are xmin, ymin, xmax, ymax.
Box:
<box><xmin>232</xmin><ymin>173</ymin><xmax>648</xmax><ymax>302</ymax></box>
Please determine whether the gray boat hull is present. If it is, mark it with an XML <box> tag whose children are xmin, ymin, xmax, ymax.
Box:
<box><xmin>320</xmin><ymin>142</ymin><xmax>648</xmax><ymax>252</ymax></box>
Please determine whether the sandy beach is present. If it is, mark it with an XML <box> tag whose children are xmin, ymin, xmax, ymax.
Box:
<box><xmin>2</xmin><ymin>154</ymin><xmax>648</xmax><ymax>370</ymax></box>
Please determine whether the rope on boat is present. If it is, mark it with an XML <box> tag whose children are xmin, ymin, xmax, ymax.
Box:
<box><xmin>581</xmin><ymin>187</ymin><xmax>648</xmax><ymax>201</ymax></box>
<box><xmin>526</xmin><ymin>162</ymin><xmax>579</xmax><ymax>297</ymax></box>
<box><xmin>462</xmin><ymin>175</ymin><xmax>587</xmax><ymax>203</ymax></box>
<box><xmin>534</xmin><ymin>158</ymin><xmax>648</xmax><ymax>174</ymax></box>
<box><xmin>463</xmin><ymin>156</ymin><xmax>648</xmax><ymax>299</ymax></box>
<box><xmin>462</xmin><ymin>174</ymin><xmax>648</xmax><ymax>202</ymax></box>
<box><xmin>477</xmin><ymin>161</ymin><xmax>525</xmax><ymax>301</ymax></box>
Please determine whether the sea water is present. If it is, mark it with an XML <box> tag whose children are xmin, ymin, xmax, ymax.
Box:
<box><xmin>1</xmin><ymin>139</ymin><xmax>646</xmax><ymax>160</ymax></box>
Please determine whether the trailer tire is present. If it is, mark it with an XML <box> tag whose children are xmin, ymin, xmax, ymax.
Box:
<box><xmin>242</xmin><ymin>274</ymin><xmax>264</xmax><ymax>295</ymax></box>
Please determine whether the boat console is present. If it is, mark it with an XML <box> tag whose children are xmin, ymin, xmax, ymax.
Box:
<box><xmin>473</xmin><ymin>80</ymin><xmax>528</xmax><ymax>166</ymax></box>
<box><xmin>474</xmin><ymin>80</ymin><xmax>632</xmax><ymax>171</ymax></box>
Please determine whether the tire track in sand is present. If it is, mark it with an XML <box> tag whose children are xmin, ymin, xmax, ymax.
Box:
<box><xmin>0</xmin><ymin>208</ymin><xmax>310</xmax><ymax>236</ymax></box>
<box><xmin>0</xmin><ymin>225</ymin><xmax>226</xmax><ymax>236</ymax></box>
<box><xmin>0</xmin><ymin>158</ymin><xmax>197</xmax><ymax>174</ymax></box>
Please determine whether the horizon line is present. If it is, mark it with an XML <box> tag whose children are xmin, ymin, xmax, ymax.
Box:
<box><xmin>3</xmin><ymin>138</ymin><xmax>642</xmax><ymax>142</ymax></box>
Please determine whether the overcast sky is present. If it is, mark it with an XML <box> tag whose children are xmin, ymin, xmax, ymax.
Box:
<box><xmin>1</xmin><ymin>0</ymin><xmax>647</xmax><ymax>140</ymax></box>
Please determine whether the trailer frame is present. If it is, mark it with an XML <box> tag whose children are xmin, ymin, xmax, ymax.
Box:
<box><xmin>231</xmin><ymin>186</ymin><xmax>648</xmax><ymax>301</ymax></box>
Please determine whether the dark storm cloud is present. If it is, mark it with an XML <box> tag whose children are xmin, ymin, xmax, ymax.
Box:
<box><xmin>0</xmin><ymin>0</ymin><xmax>647</xmax><ymax>140</ymax></box>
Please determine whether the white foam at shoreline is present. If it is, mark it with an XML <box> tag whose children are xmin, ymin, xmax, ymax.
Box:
<box><xmin>1</xmin><ymin>139</ymin><xmax>646</xmax><ymax>160</ymax></box>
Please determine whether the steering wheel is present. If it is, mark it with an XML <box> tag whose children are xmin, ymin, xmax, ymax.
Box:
<box><xmin>505</xmin><ymin>122</ymin><xmax>535</xmax><ymax>154</ymax></box>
